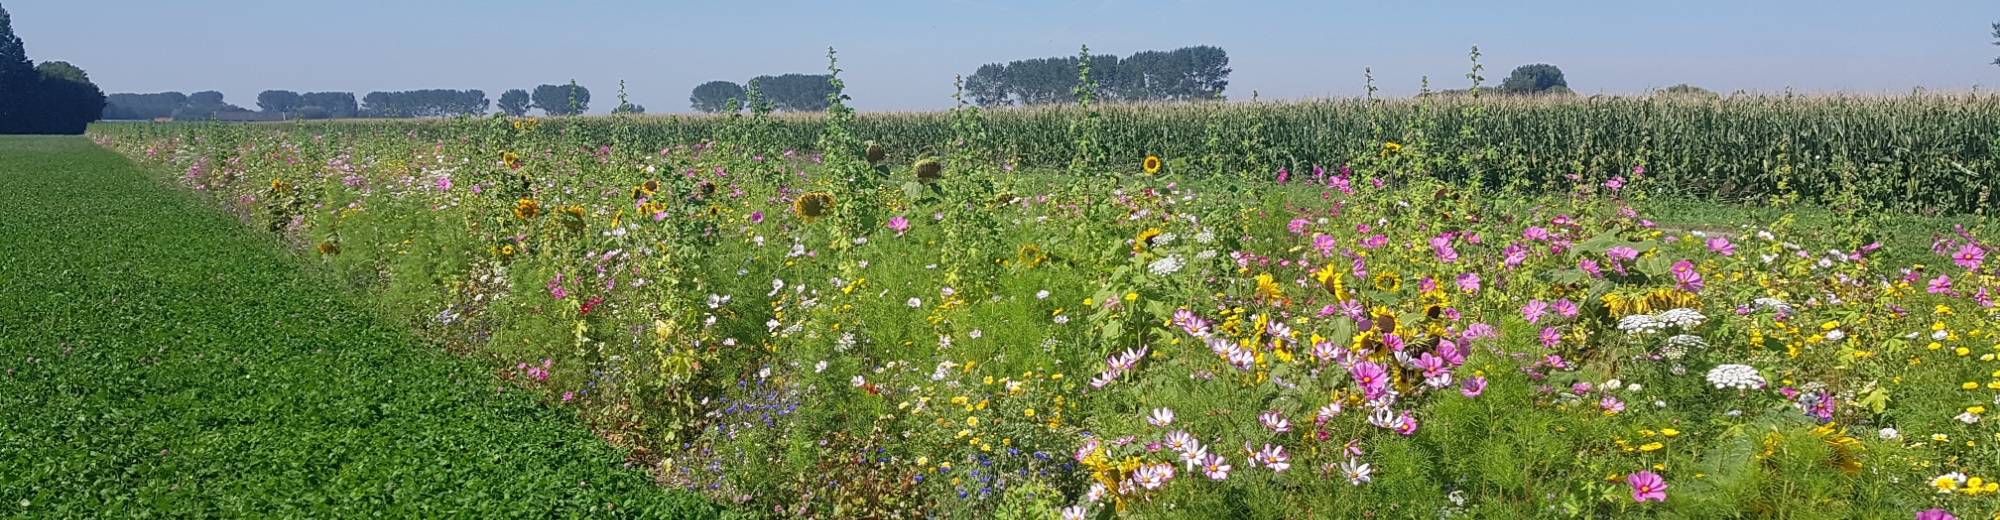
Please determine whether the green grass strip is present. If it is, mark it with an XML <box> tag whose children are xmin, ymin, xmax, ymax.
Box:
<box><xmin>0</xmin><ymin>136</ymin><xmax>726</xmax><ymax>518</ymax></box>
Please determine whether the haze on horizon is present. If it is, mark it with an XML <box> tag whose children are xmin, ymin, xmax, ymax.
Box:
<box><xmin>7</xmin><ymin>0</ymin><xmax>1999</xmax><ymax>114</ymax></box>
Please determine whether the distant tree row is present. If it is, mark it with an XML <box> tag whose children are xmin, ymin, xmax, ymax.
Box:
<box><xmin>0</xmin><ymin>5</ymin><xmax>105</xmax><ymax>134</ymax></box>
<box><xmin>688</xmin><ymin>74</ymin><xmax>838</xmax><ymax>114</ymax></box>
<box><xmin>105</xmin><ymin>83</ymin><xmax>593</xmax><ymax>120</ymax></box>
<box><xmin>963</xmin><ymin>46</ymin><xmax>1231</xmax><ymax>108</ymax></box>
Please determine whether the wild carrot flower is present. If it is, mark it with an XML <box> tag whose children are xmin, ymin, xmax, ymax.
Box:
<box><xmin>1627</xmin><ymin>470</ymin><xmax>1667</xmax><ymax>502</ymax></box>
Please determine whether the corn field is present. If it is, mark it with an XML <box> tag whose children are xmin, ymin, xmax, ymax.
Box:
<box><xmin>106</xmin><ymin>92</ymin><xmax>2000</xmax><ymax>215</ymax></box>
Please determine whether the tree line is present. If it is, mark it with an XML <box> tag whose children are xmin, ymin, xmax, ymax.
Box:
<box><xmin>103</xmin><ymin>83</ymin><xmax>596</xmax><ymax>120</ymax></box>
<box><xmin>0</xmin><ymin>5</ymin><xmax>105</xmax><ymax>134</ymax></box>
<box><xmin>964</xmin><ymin>45</ymin><xmax>1231</xmax><ymax>107</ymax></box>
<box><xmin>688</xmin><ymin>74</ymin><xmax>840</xmax><ymax>113</ymax></box>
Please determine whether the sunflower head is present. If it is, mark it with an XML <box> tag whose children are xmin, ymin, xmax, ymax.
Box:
<box><xmin>795</xmin><ymin>192</ymin><xmax>836</xmax><ymax>219</ymax></box>
<box><xmin>914</xmin><ymin>158</ymin><xmax>944</xmax><ymax>181</ymax></box>
<box><xmin>502</xmin><ymin>151</ymin><xmax>522</xmax><ymax>169</ymax></box>
<box><xmin>1315</xmin><ymin>264</ymin><xmax>1348</xmax><ymax>299</ymax></box>
<box><xmin>643</xmin><ymin>179</ymin><xmax>659</xmax><ymax>194</ymax></box>
<box><xmin>1381</xmin><ymin>142</ymin><xmax>1403</xmax><ymax>158</ymax></box>
<box><xmin>697</xmin><ymin>180</ymin><xmax>717</xmax><ymax>196</ymax></box>
<box><xmin>269</xmin><ymin>179</ymin><xmax>289</xmax><ymax>192</ymax></box>
<box><xmin>499</xmin><ymin>244</ymin><xmax>515</xmax><ymax>256</ymax></box>
<box><xmin>1372</xmin><ymin>272</ymin><xmax>1402</xmax><ymax>292</ymax></box>
<box><xmin>1254</xmin><ymin>273</ymin><xmax>1285</xmax><ymax>301</ymax></box>
<box><xmin>316</xmin><ymin>241</ymin><xmax>339</xmax><ymax>256</ymax></box>
<box><xmin>865</xmin><ymin>142</ymin><xmax>887</xmax><ymax>164</ymax></box>
<box><xmin>1143</xmin><ymin>155</ymin><xmax>1162</xmax><ymax>174</ymax></box>
<box><xmin>513</xmin><ymin>198</ymin><xmax>541</xmax><ymax>219</ymax></box>
<box><xmin>1017</xmin><ymin>244</ymin><xmax>1045</xmax><ymax>268</ymax></box>
<box><xmin>1134</xmin><ymin>228</ymin><xmax>1164</xmax><ymax>252</ymax></box>
<box><xmin>559</xmin><ymin>205</ymin><xmax>588</xmax><ymax>232</ymax></box>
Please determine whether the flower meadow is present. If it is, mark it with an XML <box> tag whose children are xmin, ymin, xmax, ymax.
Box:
<box><xmin>86</xmin><ymin>87</ymin><xmax>2000</xmax><ymax>518</ymax></box>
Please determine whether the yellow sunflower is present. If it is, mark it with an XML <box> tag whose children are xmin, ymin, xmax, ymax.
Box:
<box><xmin>513</xmin><ymin>198</ymin><xmax>541</xmax><ymax>219</ymax></box>
<box><xmin>315</xmin><ymin>241</ymin><xmax>339</xmax><ymax>256</ymax></box>
<box><xmin>1315</xmin><ymin>264</ymin><xmax>1348</xmax><ymax>300</ymax></box>
<box><xmin>1134</xmin><ymin>228</ymin><xmax>1163</xmax><ymax>252</ymax></box>
<box><xmin>1381</xmin><ymin>142</ymin><xmax>1403</xmax><ymax>158</ymax></box>
<box><xmin>1254</xmin><ymin>273</ymin><xmax>1285</xmax><ymax>301</ymax></box>
<box><xmin>1372</xmin><ymin>272</ymin><xmax>1402</xmax><ymax>292</ymax></box>
<box><xmin>795</xmin><ymin>192</ymin><xmax>836</xmax><ymax>220</ymax></box>
<box><xmin>502</xmin><ymin>151</ymin><xmax>522</xmax><ymax>169</ymax></box>
<box><xmin>1142</xmin><ymin>156</ymin><xmax>1162</xmax><ymax>174</ymax></box>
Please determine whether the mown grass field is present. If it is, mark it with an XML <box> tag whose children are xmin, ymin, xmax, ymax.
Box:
<box><xmin>0</xmin><ymin>136</ymin><xmax>724</xmax><ymax>518</ymax></box>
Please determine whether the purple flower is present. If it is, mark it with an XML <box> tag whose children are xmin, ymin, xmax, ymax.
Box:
<box><xmin>1553</xmin><ymin>299</ymin><xmax>1579</xmax><ymax>319</ymax></box>
<box><xmin>1707</xmin><ymin>237</ymin><xmax>1735</xmax><ymax>256</ymax></box>
<box><xmin>1539</xmin><ymin>327</ymin><xmax>1562</xmax><ymax>347</ymax></box>
<box><xmin>1460</xmin><ymin>376</ymin><xmax>1487</xmax><ymax>398</ymax></box>
<box><xmin>1600</xmin><ymin>396</ymin><xmax>1625</xmax><ymax>414</ymax></box>
<box><xmin>1522</xmin><ymin>226</ymin><xmax>1551</xmax><ymax>241</ymax></box>
<box><xmin>1928</xmin><ymin>275</ymin><xmax>1953</xmax><ymax>294</ymax></box>
<box><xmin>1606</xmin><ymin>246</ymin><xmax>1640</xmax><ymax>261</ymax></box>
<box><xmin>1627</xmin><ymin>471</ymin><xmax>1666</xmax><ymax>502</ymax></box>
<box><xmin>1672</xmin><ymin>260</ymin><xmax>1704</xmax><ymax>293</ymax></box>
<box><xmin>1351</xmin><ymin>361</ymin><xmax>1389</xmax><ymax>400</ymax></box>
<box><xmin>1954</xmin><ymin>243</ymin><xmax>1986</xmax><ymax>271</ymax></box>
<box><xmin>1605</xmin><ymin>176</ymin><xmax>1626</xmax><ymax>190</ymax></box>
<box><xmin>1522</xmin><ymin>300</ymin><xmax>1550</xmax><ymax>324</ymax></box>
<box><xmin>1917</xmin><ymin>509</ymin><xmax>1958</xmax><ymax>520</ymax></box>
<box><xmin>886</xmin><ymin>216</ymin><xmax>910</xmax><ymax>237</ymax></box>
<box><xmin>749</xmin><ymin>211</ymin><xmax>764</xmax><ymax>224</ymax></box>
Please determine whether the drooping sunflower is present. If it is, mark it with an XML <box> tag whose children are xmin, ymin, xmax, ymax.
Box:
<box><xmin>914</xmin><ymin>158</ymin><xmax>943</xmax><ymax>182</ymax></box>
<box><xmin>316</xmin><ymin>241</ymin><xmax>340</xmax><ymax>256</ymax></box>
<box><xmin>269</xmin><ymin>179</ymin><xmax>290</xmax><ymax>192</ymax></box>
<box><xmin>1380</xmin><ymin>142</ymin><xmax>1403</xmax><ymax>158</ymax></box>
<box><xmin>1372</xmin><ymin>272</ymin><xmax>1402</xmax><ymax>292</ymax></box>
<box><xmin>559</xmin><ymin>205</ymin><xmax>588</xmax><ymax>232</ymax></box>
<box><xmin>1142</xmin><ymin>155</ymin><xmax>1162</xmax><ymax>174</ymax></box>
<box><xmin>1133</xmin><ymin>228</ymin><xmax>1164</xmax><ymax>253</ymax></box>
<box><xmin>795</xmin><ymin>192</ymin><xmax>836</xmax><ymax>220</ymax></box>
<box><xmin>502</xmin><ymin>151</ymin><xmax>522</xmax><ymax>169</ymax></box>
<box><xmin>514</xmin><ymin>198</ymin><xmax>541</xmax><ymax>219</ymax></box>
<box><xmin>865</xmin><ymin>142</ymin><xmax>887</xmax><ymax>164</ymax></box>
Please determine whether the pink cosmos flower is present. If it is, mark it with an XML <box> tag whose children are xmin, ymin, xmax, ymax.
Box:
<box><xmin>1553</xmin><ymin>299</ymin><xmax>1579</xmax><ymax>319</ymax></box>
<box><xmin>1672</xmin><ymin>259</ymin><xmax>1704</xmax><ymax>293</ymax></box>
<box><xmin>886</xmin><ymin>216</ymin><xmax>910</xmax><ymax>236</ymax></box>
<box><xmin>1455</xmin><ymin>272</ymin><xmax>1481</xmax><ymax>294</ymax></box>
<box><xmin>1522</xmin><ymin>226</ymin><xmax>1550</xmax><ymax>241</ymax></box>
<box><xmin>1600</xmin><ymin>396</ymin><xmax>1625</xmax><ymax>414</ymax></box>
<box><xmin>1522</xmin><ymin>300</ymin><xmax>1550</xmax><ymax>324</ymax></box>
<box><xmin>1460</xmin><ymin>376</ymin><xmax>1487</xmax><ymax>398</ymax></box>
<box><xmin>1539</xmin><ymin>327</ymin><xmax>1562</xmax><ymax>348</ymax></box>
<box><xmin>1259</xmin><ymin>410</ymin><xmax>1293</xmax><ymax>433</ymax></box>
<box><xmin>1351</xmin><ymin>361</ymin><xmax>1389</xmax><ymax>400</ymax></box>
<box><xmin>1916</xmin><ymin>509</ymin><xmax>1957</xmax><ymax>520</ymax></box>
<box><xmin>1200</xmin><ymin>453</ymin><xmax>1231</xmax><ymax>480</ymax></box>
<box><xmin>1707</xmin><ymin>236</ymin><xmax>1735</xmax><ymax>256</ymax></box>
<box><xmin>1929</xmin><ymin>275</ymin><xmax>1953</xmax><ymax>294</ymax></box>
<box><xmin>1606</xmin><ymin>246</ymin><xmax>1640</xmax><ymax>261</ymax></box>
<box><xmin>1628</xmin><ymin>470</ymin><xmax>1667</xmax><ymax>502</ymax></box>
<box><xmin>1955</xmin><ymin>243</ymin><xmax>1986</xmax><ymax>271</ymax></box>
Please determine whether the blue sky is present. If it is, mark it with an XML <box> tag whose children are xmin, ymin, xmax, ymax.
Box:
<box><xmin>7</xmin><ymin>0</ymin><xmax>1999</xmax><ymax>113</ymax></box>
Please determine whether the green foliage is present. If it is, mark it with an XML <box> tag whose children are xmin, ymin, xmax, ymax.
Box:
<box><xmin>0</xmin><ymin>136</ymin><xmax>733</xmax><ymax>518</ymax></box>
<box><xmin>531</xmin><ymin>83</ymin><xmax>591</xmax><ymax>116</ymax></box>
<box><xmin>0</xmin><ymin>9</ymin><xmax>104</xmax><ymax>135</ymax></box>
<box><xmin>691</xmin><ymin>80</ymin><xmax>746</xmax><ymax>113</ymax></box>
<box><xmin>497</xmin><ymin>89</ymin><xmax>532</xmax><ymax>117</ymax></box>
<box><xmin>257</xmin><ymin>89</ymin><xmax>303</xmax><ymax>114</ymax></box>
<box><xmin>749</xmin><ymin>73</ymin><xmax>839</xmax><ymax>112</ymax></box>
<box><xmin>361</xmin><ymin>89</ymin><xmax>489</xmax><ymax>118</ymax></box>
<box><xmin>1498</xmin><ymin>63</ymin><xmax>1569</xmax><ymax>94</ymax></box>
<box><xmin>965</xmin><ymin>45</ymin><xmax>1231</xmax><ymax>107</ymax></box>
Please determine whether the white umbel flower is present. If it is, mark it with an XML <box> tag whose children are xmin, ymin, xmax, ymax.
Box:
<box><xmin>1705</xmin><ymin>364</ymin><xmax>1765</xmax><ymax>390</ymax></box>
<box><xmin>1148</xmin><ymin>255</ymin><xmax>1185</xmax><ymax>276</ymax></box>
<box><xmin>1656</xmin><ymin>308</ymin><xmax>1707</xmax><ymax>328</ymax></box>
<box><xmin>1617</xmin><ymin>314</ymin><xmax>1665</xmax><ymax>335</ymax></box>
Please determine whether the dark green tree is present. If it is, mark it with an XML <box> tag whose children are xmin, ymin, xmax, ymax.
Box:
<box><xmin>0</xmin><ymin>3</ymin><xmax>38</xmax><ymax>133</ymax></box>
<box><xmin>531</xmin><ymin>83</ymin><xmax>589</xmax><ymax>116</ymax></box>
<box><xmin>257</xmin><ymin>90</ymin><xmax>303</xmax><ymax>115</ymax></box>
<box><xmin>300</xmin><ymin>92</ymin><xmax>356</xmax><ymax>118</ymax></box>
<box><xmin>103</xmin><ymin>92</ymin><xmax>186</xmax><ymax>120</ymax></box>
<box><xmin>497</xmin><ymin>89</ymin><xmax>531</xmax><ymax>117</ymax></box>
<box><xmin>1498</xmin><ymin>64</ymin><xmax>1568</xmax><ymax>94</ymax></box>
<box><xmin>21</xmin><ymin>61</ymin><xmax>104</xmax><ymax>133</ymax></box>
<box><xmin>963</xmin><ymin>46</ymin><xmax>1228</xmax><ymax>107</ymax></box>
<box><xmin>689</xmin><ymin>80</ymin><xmax>744</xmax><ymax>113</ymax></box>
<box><xmin>749</xmin><ymin>74</ymin><xmax>838</xmax><ymax>112</ymax></box>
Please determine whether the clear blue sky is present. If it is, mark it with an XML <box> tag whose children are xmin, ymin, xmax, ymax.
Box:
<box><xmin>7</xmin><ymin>0</ymin><xmax>1998</xmax><ymax>114</ymax></box>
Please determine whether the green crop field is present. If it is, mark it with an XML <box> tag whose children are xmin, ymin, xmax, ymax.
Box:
<box><xmin>0</xmin><ymin>136</ymin><xmax>724</xmax><ymax>518</ymax></box>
